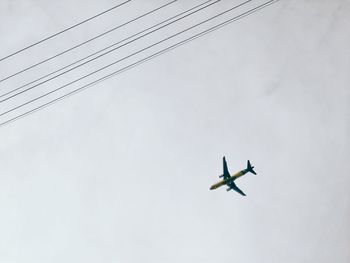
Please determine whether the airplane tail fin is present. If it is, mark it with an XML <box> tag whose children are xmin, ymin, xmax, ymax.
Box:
<box><xmin>247</xmin><ymin>160</ymin><xmax>257</xmax><ymax>175</ymax></box>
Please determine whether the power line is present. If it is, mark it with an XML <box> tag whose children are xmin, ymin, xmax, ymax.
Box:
<box><xmin>0</xmin><ymin>0</ymin><xmax>132</xmax><ymax>62</ymax></box>
<box><xmin>0</xmin><ymin>0</ymin><xmax>177</xmax><ymax>83</ymax></box>
<box><xmin>0</xmin><ymin>0</ymin><xmax>221</xmax><ymax>103</ymax></box>
<box><xmin>0</xmin><ymin>0</ymin><xmax>280</xmax><ymax>128</ymax></box>
<box><xmin>0</xmin><ymin>0</ymin><xmax>266</xmax><ymax>118</ymax></box>
<box><xmin>0</xmin><ymin>0</ymin><xmax>213</xmax><ymax>100</ymax></box>
<box><xmin>0</xmin><ymin>0</ymin><xmax>248</xmax><ymax>116</ymax></box>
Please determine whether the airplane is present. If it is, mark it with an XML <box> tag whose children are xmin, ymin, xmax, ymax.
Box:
<box><xmin>210</xmin><ymin>157</ymin><xmax>257</xmax><ymax>196</ymax></box>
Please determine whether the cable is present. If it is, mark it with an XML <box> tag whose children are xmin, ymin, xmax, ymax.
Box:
<box><xmin>0</xmin><ymin>0</ymin><xmax>220</xmax><ymax>103</ymax></box>
<box><xmin>0</xmin><ymin>0</ymin><xmax>280</xmax><ymax>128</ymax></box>
<box><xmin>0</xmin><ymin>0</ymin><xmax>177</xmax><ymax>83</ymax></box>
<box><xmin>0</xmin><ymin>0</ymin><xmax>257</xmax><ymax>117</ymax></box>
<box><xmin>0</xmin><ymin>0</ymin><xmax>248</xmax><ymax>116</ymax></box>
<box><xmin>0</xmin><ymin>0</ymin><xmax>214</xmax><ymax>100</ymax></box>
<box><xmin>0</xmin><ymin>0</ymin><xmax>132</xmax><ymax>62</ymax></box>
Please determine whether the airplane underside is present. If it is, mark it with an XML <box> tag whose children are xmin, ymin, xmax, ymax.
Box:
<box><xmin>210</xmin><ymin>157</ymin><xmax>257</xmax><ymax>196</ymax></box>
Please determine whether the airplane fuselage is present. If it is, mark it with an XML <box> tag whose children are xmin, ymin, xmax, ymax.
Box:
<box><xmin>210</xmin><ymin>169</ymin><xmax>247</xmax><ymax>190</ymax></box>
<box><xmin>211</xmin><ymin>158</ymin><xmax>257</xmax><ymax>196</ymax></box>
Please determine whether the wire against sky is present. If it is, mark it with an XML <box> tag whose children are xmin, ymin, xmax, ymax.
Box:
<box><xmin>0</xmin><ymin>0</ymin><xmax>249</xmax><ymax>115</ymax></box>
<box><xmin>0</xmin><ymin>0</ymin><xmax>222</xmax><ymax>103</ymax></box>
<box><xmin>0</xmin><ymin>0</ymin><xmax>214</xmax><ymax>101</ymax></box>
<box><xmin>0</xmin><ymin>0</ymin><xmax>132</xmax><ymax>62</ymax></box>
<box><xmin>0</xmin><ymin>0</ymin><xmax>280</xmax><ymax>128</ymax></box>
<box><xmin>0</xmin><ymin>0</ymin><xmax>177</xmax><ymax>83</ymax></box>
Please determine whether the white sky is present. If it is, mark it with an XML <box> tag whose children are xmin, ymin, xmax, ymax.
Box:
<box><xmin>0</xmin><ymin>0</ymin><xmax>349</xmax><ymax>262</ymax></box>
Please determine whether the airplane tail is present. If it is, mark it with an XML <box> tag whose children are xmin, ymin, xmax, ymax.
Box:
<box><xmin>246</xmin><ymin>160</ymin><xmax>257</xmax><ymax>175</ymax></box>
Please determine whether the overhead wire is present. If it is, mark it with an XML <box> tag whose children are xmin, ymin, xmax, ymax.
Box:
<box><xmin>0</xmin><ymin>0</ymin><xmax>248</xmax><ymax>117</ymax></box>
<box><xmin>0</xmin><ymin>0</ymin><xmax>132</xmax><ymax>62</ymax></box>
<box><xmin>0</xmin><ymin>0</ymin><xmax>280</xmax><ymax>128</ymax></box>
<box><xmin>0</xmin><ymin>0</ymin><xmax>214</xmax><ymax>100</ymax></box>
<box><xmin>0</xmin><ymin>0</ymin><xmax>221</xmax><ymax>103</ymax></box>
<box><xmin>0</xmin><ymin>0</ymin><xmax>177</xmax><ymax>83</ymax></box>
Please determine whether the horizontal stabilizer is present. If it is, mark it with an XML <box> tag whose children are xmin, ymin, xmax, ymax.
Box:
<box><xmin>247</xmin><ymin>160</ymin><xmax>257</xmax><ymax>175</ymax></box>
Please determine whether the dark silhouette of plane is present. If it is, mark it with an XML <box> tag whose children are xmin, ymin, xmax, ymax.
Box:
<box><xmin>210</xmin><ymin>157</ymin><xmax>257</xmax><ymax>196</ymax></box>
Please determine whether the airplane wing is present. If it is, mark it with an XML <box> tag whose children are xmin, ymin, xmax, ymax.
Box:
<box><xmin>227</xmin><ymin>181</ymin><xmax>246</xmax><ymax>196</ymax></box>
<box><xmin>222</xmin><ymin>157</ymin><xmax>230</xmax><ymax>180</ymax></box>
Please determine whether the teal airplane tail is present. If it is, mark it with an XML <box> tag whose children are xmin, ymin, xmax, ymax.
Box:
<box><xmin>247</xmin><ymin>160</ymin><xmax>257</xmax><ymax>175</ymax></box>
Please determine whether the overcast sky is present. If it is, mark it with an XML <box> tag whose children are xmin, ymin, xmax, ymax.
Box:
<box><xmin>0</xmin><ymin>0</ymin><xmax>349</xmax><ymax>262</ymax></box>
